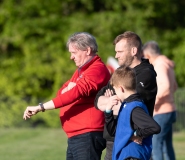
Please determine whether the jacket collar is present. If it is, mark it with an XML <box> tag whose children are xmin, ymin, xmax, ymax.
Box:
<box><xmin>78</xmin><ymin>54</ymin><xmax>98</xmax><ymax>73</ymax></box>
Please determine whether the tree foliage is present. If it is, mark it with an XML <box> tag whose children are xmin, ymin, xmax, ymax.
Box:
<box><xmin>0</xmin><ymin>0</ymin><xmax>185</xmax><ymax>127</ymax></box>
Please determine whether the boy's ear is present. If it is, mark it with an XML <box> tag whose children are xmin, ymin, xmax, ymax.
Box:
<box><xmin>119</xmin><ymin>86</ymin><xmax>125</xmax><ymax>93</ymax></box>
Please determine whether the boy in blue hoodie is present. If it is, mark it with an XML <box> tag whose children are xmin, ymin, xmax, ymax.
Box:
<box><xmin>105</xmin><ymin>65</ymin><xmax>161</xmax><ymax>160</ymax></box>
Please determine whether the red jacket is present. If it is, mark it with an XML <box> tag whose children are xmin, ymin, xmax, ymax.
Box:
<box><xmin>52</xmin><ymin>55</ymin><xmax>110</xmax><ymax>137</ymax></box>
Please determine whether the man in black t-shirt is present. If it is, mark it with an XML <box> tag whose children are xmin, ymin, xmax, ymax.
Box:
<box><xmin>94</xmin><ymin>31</ymin><xmax>157</xmax><ymax>160</ymax></box>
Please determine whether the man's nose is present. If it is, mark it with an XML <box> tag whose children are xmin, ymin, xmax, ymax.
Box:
<box><xmin>115</xmin><ymin>53</ymin><xmax>118</xmax><ymax>58</ymax></box>
<box><xmin>70</xmin><ymin>55</ymin><xmax>74</xmax><ymax>60</ymax></box>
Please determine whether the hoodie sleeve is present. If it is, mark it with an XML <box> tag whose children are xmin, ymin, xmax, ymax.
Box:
<box><xmin>135</xmin><ymin>66</ymin><xmax>157</xmax><ymax>117</ymax></box>
<box><xmin>132</xmin><ymin>107</ymin><xmax>161</xmax><ymax>138</ymax></box>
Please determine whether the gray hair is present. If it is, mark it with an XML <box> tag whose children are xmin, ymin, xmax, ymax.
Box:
<box><xmin>66</xmin><ymin>32</ymin><xmax>98</xmax><ymax>53</ymax></box>
<box><xmin>142</xmin><ymin>41</ymin><xmax>161</xmax><ymax>55</ymax></box>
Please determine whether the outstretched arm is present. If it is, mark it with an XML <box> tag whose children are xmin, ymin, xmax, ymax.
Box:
<box><xmin>23</xmin><ymin>81</ymin><xmax>78</xmax><ymax>120</ymax></box>
<box><xmin>23</xmin><ymin>100</ymin><xmax>55</xmax><ymax>120</ymax></box>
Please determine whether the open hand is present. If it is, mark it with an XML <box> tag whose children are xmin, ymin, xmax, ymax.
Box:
<box><xmin>23</xmin><ymin>106</ymin><xmax>40</xmax><ymax>120</ymax></box>
<box><xmin>62</xmin><ymin>82</ymin><xmax>76</xmax><ymax>94</ymax></box>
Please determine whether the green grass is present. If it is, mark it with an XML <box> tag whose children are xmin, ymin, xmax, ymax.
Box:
<box><xmin>0</xmin><ymin>128</ymin><xmax>184</xmax><ymax>160</ymax></box>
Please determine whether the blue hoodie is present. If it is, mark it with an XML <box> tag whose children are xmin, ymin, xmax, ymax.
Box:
<box><xmin>112</xmin><ymin>101</ymin><xmax>152</xmax><ymax>160</ymax></box>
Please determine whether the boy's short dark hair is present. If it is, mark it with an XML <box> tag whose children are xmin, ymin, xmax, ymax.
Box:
<box><xmin>110</xmin><ymin>65</ymin><xmax>136</xmax><ymax>91</ymax></box>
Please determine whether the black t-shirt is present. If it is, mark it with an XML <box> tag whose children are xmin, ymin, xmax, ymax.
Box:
<box><xmin>94</xmin><ymin>59</ymin><xmax>158</xmax><ymax>141</ymax></box>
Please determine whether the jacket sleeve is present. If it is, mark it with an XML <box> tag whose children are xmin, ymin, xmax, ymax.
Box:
<box><xmin>131</xmin><ymin>107</ymin><xmax>161</xmax><ymax>138</ymax></box>
<box><xmin>52</xmin><ymin>64</ymin><xmax>110</xmax><ymax>108</ymax></box>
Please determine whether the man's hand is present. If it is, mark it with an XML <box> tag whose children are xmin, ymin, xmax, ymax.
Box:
<box><xmin>96</xmin><ymin>89</ymin><xmax>117</xmax><ymax>112</ymax></box>
<box><xmin>67</xmin><ymin>82</ymin><xmax>76</xmax><ymax>90</ymax></box>
<box><xmin>23</xmin><ymin>106</ymin><xmax>40</xmax><ymax>120</ymax></box>
<box><xmin>104</xmin><ymin>89</ymin><xmax>121</xmax><ymax>114</ymax></box>
<box><xmin>104</xmin><ymin>89</ymin><xmax>114</xmax><ymax>97</ymax></box>
<box><xmin>130</xmin><ymin>135</ymin><xmax>143</xmax><ymax>145</ymax></box>
<box><xmin>106</xmin><ymin>95</ymin><xmax>120</xmax><ymax>111</ymax></box>
<box><xmin>62</xmin><ymin>82</ymin><xmax>76</xmax><ymax>94</ymax></box>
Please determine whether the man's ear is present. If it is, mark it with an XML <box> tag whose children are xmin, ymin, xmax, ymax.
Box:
<box><xmin>131</xmin><ymin>47</ymin><xmax>137</xmax><ymax>56</ymax></box>
<box><xmin>86</xmin><ymin>47</ymin><xmax>91</xmax><ymax>55</ymax></box>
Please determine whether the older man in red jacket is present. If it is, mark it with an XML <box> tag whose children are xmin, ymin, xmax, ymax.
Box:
<box><xmin>23</xmin><ymin>32</ymin><xmax>111</xmax><ymax>160</ymax></box>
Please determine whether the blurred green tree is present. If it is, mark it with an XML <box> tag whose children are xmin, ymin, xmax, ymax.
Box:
<box><xmin>0</xmin><ymin>0</ymin><xmax>185</xmax><ymax>127</ymax></box>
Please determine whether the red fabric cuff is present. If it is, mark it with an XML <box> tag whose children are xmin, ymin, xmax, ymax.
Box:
<box><xmin>52</xmin><ymin>96</ymin><xmax>63</xmax><ymax>108</ymax></box>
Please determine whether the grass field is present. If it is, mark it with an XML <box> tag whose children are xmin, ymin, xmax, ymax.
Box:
<box><xmin>0</xmin><ymin>128</ymin><xmax>184</xmax><ymax>160</ymax></box>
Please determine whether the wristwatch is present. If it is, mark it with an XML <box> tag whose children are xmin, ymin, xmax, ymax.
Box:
<box><xmin>39</xmin><ymin>103</ymin><xmax>45</xmax><ymax>112</ymax></box>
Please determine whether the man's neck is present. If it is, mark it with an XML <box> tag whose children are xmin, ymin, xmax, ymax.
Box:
<box><xmin>129</xmin><ymin>57</ymin><xmax>142</xmax><ymax>68</ymax></box>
